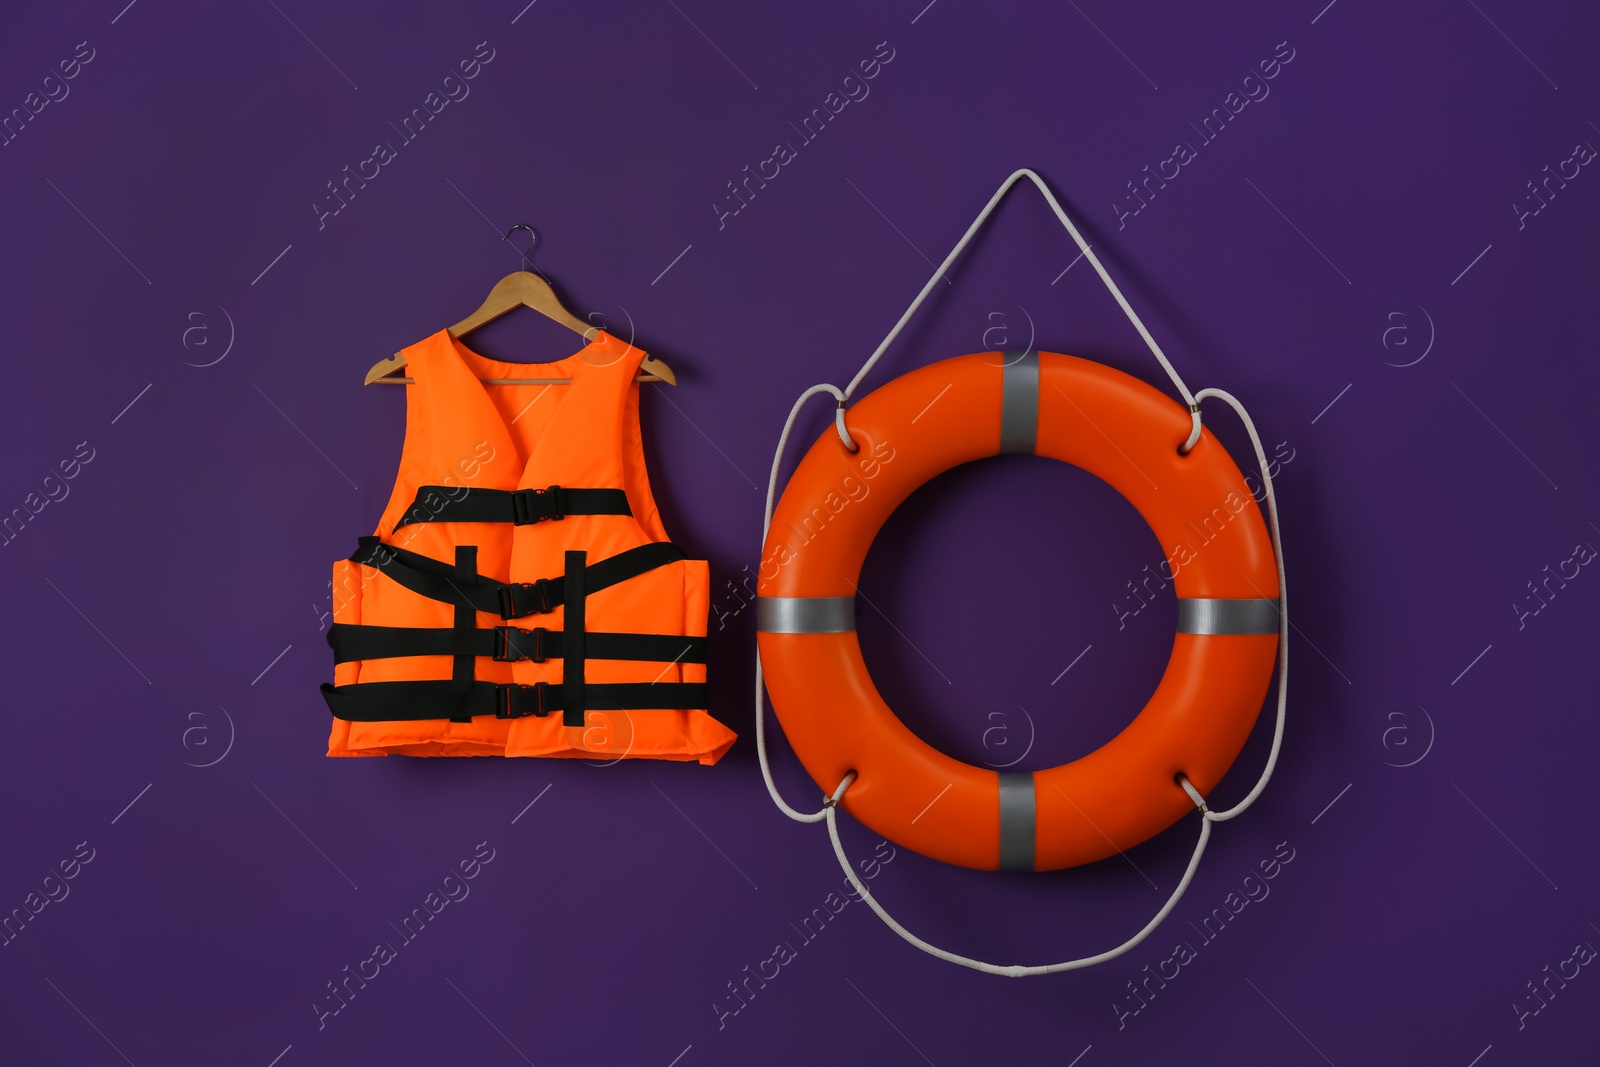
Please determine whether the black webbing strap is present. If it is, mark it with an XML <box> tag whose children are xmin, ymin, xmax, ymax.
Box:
<box><xmin>562</xmin><ymin>550</ymin><xmax>587</xmax><ymax>727</ymax></box>
<box><xmin>394</xmin><ymin>485</ymin><xmax>632</xmax><ymax>528</ymax></box>
<box><xmin>320</xmin><ymin>679</ymin><xmax>710</xmax><ymax>722</ymax></box>
<box><xmin>326</xmin><ymin>623</ymin><xmax>705</xmax><ymax>667</ymax></box>
<box><xmin>347</xmin><ymin>537</ymin><xmax>686</xmax><ymax>620</ymax></box>
<box><xmin>450</xmin><ymin>546</ymin><xmax>476</xmax><ymax>722</ymax></box>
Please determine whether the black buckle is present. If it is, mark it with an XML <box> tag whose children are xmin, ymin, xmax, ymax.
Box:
<box><xmin>511</xmin><ymin>485</ymin><xmax>564</xmax><ymax>525</ymax></box>
<box><xmin>496</xmin><ymin>578</ymin><xmax>554</xmax><ymax>618</ymax></box>
<box><xmin>492</xmin><ymin>625</ymin><xmax>547</xmax><ymax>663</ymax></box>
<box><xmin>495</xmin><ymin>681</ymin><xmax>549</xmax><ymax>719</ymax></box>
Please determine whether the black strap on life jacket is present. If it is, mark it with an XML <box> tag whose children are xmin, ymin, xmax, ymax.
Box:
<box><xmin>326</xmin><ymin>623</ymin><xmax>706</xmax><ymax>667</ymax></box>
<box><xmin>394</xmin><ymin>485</ymin><xmax>632</xmax><ymax>528</ymax></box>
<box><xmin>326</xmin><ymin>533</ymin><xmax>705</xmax><ymax>728</ymax></box>
<box><xmin>449</xmin><ymin>545</ymin><xmax>478</xmax><ymax>722</ymax></box>
<box><xmin>347</xmin><ymin>537</ymin><xmax>685</xmax><ymax>619</ymax></box>
<box><xmin>561</xmin><ymin>550</ymin><xmax>587</xmax><ymax>726</ymax></box>
<box><xmin>320</xmin><ymin>679</ymin><xmax>710</xmax><ymax>722</ymax></box>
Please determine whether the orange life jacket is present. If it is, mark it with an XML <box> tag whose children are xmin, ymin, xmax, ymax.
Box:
<box><xmin>321</xmin><ymin>328</ymin><xmax>735</xmax><ymax>764</ymax></box>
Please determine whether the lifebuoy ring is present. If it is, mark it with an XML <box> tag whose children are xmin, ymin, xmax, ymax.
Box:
<box><xmin>757</xmin><ymin>351</ymin><xmax>1280</xmax><ymax>872</ymax></box>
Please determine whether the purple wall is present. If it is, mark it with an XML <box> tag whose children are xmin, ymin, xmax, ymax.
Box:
<box><xmin>1</xmin><ymin>1</ymin><xmax>1595</xmax><ymax>1064</ymax></box>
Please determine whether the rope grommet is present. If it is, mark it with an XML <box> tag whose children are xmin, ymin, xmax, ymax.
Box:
<box><xmin>834</xmin><ymin>402</ymin><xmax>860</xmax><ymax>453</ymax></box>
<box><xmin>824</xmin><ymin>771</ymin><xmax>858</xmax><ymax>808</ymax></box>
<box><xmin>1178</xmin><ymin>406</ymin><xmax>1203</xmax><ymax>455</ymax></box>
<box><xmin>1176</xmin><ymin>773</ymin><xmax>1209</xmax><ymax>814</ymax></box>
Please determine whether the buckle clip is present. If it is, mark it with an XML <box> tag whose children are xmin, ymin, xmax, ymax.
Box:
<box><xmin>497</xmin><ymin>578</ymin><xmax>554</xmax><ymax>619</ymax></box>
<box><xmin>511</xmin><ymin>485</ymin><xmax>565</xmax><ymax>525</ymax></box>
<box><xmin>495</xmin><ymin>681</ymin><xmax>550</xmax><ymax>719</ymax></box>
<box><xmin>492</xmin><ymin>625</ymin><xmax>548</xmax><ymax>663</ymax></box>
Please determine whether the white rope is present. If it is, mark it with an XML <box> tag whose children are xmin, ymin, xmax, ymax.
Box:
<box><xmin>833</xmin><ymin>167</ymin><xmax>1203</xmax><ymax>453</ymax></box>
<box><xmin>1187</xmin><ymin>388</ymin><xmax>1290</xmax><ymax>823</ymax></box>
<box><xmin>751</xmin><ymin>168</ymin><xmax>1290</xmax><ymax>972</ymax></box>
<box><xmin>754</xmin><ymin>384</ymin><xmax>847</xmax><ymax>823</ymax></box>
<box><xmin>828</xmin><ymin>776</ymin><xmax>1213</xmax><ymax>976</ymax></box>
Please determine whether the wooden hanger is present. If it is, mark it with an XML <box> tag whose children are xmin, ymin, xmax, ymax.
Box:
<box><xmin>364</xmin><ymin>225</ymin><xmax>677</xmax><ymax>386</ymax></box>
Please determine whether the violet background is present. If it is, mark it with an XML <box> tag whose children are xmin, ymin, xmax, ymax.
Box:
<box><xmin>1</xmin><ymin>1</ymin><xmax>1596</xmax><ymax>1064</ymax></box>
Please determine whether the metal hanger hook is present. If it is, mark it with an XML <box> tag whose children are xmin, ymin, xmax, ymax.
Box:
<box><xmin>503</xmin><ymin>224</ymin><xmax>538</xmax><ymax>272</ymax></box>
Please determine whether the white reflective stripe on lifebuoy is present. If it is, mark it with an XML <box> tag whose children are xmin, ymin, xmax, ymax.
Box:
<box><xmin>755</xmin><ymin>596</ymin><xmax>856</xmax><ymax>634</ymax></box>
<box><xmin>1177</xmin><ymin>598</ymin><xmax>1279</xmax><ymax>635</ymax></box>
<box><xmin>998</xmin><ymin>350</ymin><xmax>1039</xmax><ymax>455</ymax></box>
<box><xmin>997</xmin><ymin>771</ymin><xmax>1036</xmax><ymax>871</ymax></box>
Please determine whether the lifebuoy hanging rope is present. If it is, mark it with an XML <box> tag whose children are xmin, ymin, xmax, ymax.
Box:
<box><xmin>752</xmin><ymin>169</ymin><xmax>1290</xmax><ymax>976</ymax></box>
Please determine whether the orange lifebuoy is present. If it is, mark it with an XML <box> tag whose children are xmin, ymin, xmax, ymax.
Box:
<box><xmin>757</xmin><ymin>351</ymin><xmax>1280</xmax><ymax>872</ymax></box>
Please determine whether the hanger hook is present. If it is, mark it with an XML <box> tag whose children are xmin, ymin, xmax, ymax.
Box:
<box><xmin>503</xmin><ymin>224</ymin><xmax>538</xmax><ymax>273</ymax></box>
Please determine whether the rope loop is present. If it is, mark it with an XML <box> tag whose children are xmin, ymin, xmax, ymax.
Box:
<box><xmin>831</xmin><ymin>168</ymin><xmax>1205</xmax><ymax>445</ymax></box>
<box><xmin>754</xmin><ymin>385</ymin><xmax>853</xmax><ymax>825</ymax></box>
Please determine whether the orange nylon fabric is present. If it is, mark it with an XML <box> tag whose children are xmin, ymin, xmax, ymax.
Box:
<box><xmin>326</xmin><ymin>328</ymin><xmax>734</xmax><ymax>763</ymax></box>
